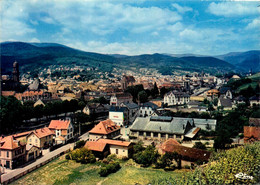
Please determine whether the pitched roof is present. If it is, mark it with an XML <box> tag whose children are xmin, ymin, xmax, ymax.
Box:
<box><xmin>219</xmin><ymin>87</ymin><xmax>231</xmax><ymax>94</ymax></box>
<box><xmin>249</xmin><ymin>95</ymin><xmax>260</xmax><ymax>101</ymax></box>
<box><xmin>109</xmin><ymin>106</ymin><xmax>128</xmax><ymax>112</ymax></box>
<box><xmin>28</xmin><ymin>127</ymin><xmax>54</xmax><ymax>139</ymax></box>
<box><xmin>161</xmin><ymin>139</ymin><xmax>211</xmax><ymax>161</ymax></box>
<box><xmin>0</xmin><ymin>136</ymin><xmax>24</xmax><ymax>150</ymax></box>
<box><xmin>244</xmin><ymin>126</ymin><xmax>260</xmax><ymax>140</ymax></box>
<box><xmin>249</xmin><ymin>118</ymin><xmax>260</xmax><ymax>127</ymax></box>
<box><xmin>85</xmin><ymin>141</ymin><xmax>107</xmax><ymax>152</ymax></box>
<box><xmin>115</xmin><ymin>93</ymin><xmax>132</xmax><ymax>99</ymax></box>
<box><xmin>98</xmin><ymin>139</ymin><xmax>131</xmax><ymax>147</ymax></box>
<box><xmin>49</xmin><ymin>120</ymin><xmax>71</xmax><ymax>130</ymax></box>
<box><xmin>219</xmin><ymin>97</ymin><xmax>232</xmax><ymax>107</ymax></box>
<box><xmin>89</xmin><ymin>119</ymin><xmax>120</xmax><ymax>135</ymax></box>
<box><xmin>1</xmin><ymin>91</ymin><xmax>16</xmax><ymax>96</ymax></box>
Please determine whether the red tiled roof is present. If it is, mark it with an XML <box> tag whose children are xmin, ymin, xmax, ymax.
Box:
<box><xmin>12</xmin><ymin>131</ymin><xmax>32</xmax><ymax>139</ymax></box>
<box><xmin>49</xmin><ymin>120</ymin><xmax>71</xmax><ymax>130</ymax></box>
<box><xmin>28</xmin><ymin>127</ymin><xmax>54</xmax><ymax>139</ymax></box>
<box><xmin>85</xmin><ymin>141</ymin><xmax>107</xmax><ymax>152</ymax></box>
<box><xmin>1</xmin><ymin>91</ymin><xmax>16</xmax><ymax>96</ymax></box>
<box><xmin>244</xmin><ymin>126</ymin><xmax>260</xmax><ymax>141</ymax></box>
<box><xmin>161</xmin><ymin>139</ymin><xmax>211</xmax><ymax>161</ymax></box>
<box><xmin>98</xmin><ymin>139</ymin><xmax>131</xmax><ymax>147</ymax></box>
<box><xmin>160</xmin><ymin>138</ymin><xmax>180</xmax><ymax>151</ymax></box>
<box><xmin>0</xmin><ymin>136</ymin><xmax>24</xmax><ymax>150</ymax></box>
<box><xmin>89</xmin><ymin>119</ymin><xmax>120</xmax><ymax>135</ymax></box>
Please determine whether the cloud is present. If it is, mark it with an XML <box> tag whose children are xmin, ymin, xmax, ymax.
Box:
<box><xmin>246</xmin><ymin>17</ymin><xmax>260</xmax><ymax>30</ymax></box>
<box><xmin>172</xmin><ymin>3</ymin><xmax>192</xmax><ymax>14</ymax></box>
<box><xmin>208</xmin><ymin>2</ymin><xmax>260</xmax><ymax>17</ymax></box>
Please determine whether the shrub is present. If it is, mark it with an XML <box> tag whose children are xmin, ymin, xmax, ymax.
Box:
<box><xmin>70</xmin><ymin>148</ymin><xmax>96</xmax><ymax>164</ymax></box>
<box><xmin>98</xmin><ymin>162</ymin><xmax>121</xmax><ymax>177</ymax></box>
<box><xmin>65</xmin><ymin>153</ymin><xmax>71</xmax><ymax>160</ymax></box>
<box><xmin>99</xmin><ymin>167</ymin><xmax>108</xmax><ymax>177</ymax></box>
<box><xmin>133</xmin><ymin>145</ymin><xmax>159</xmax><ymax>167</ymax></box>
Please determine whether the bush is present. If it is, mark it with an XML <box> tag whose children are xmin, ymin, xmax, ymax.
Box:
<box><xmin>98</xmin><ymin>162</ymin><xmax>121</xmax><ymax>177</ymax></box>
<box><xmin>70</xmin><ymin>148</ymin><xmax>96</xmax><ymax>164</ymax></box>
<box><xmin>65</xmin><ymin>153</ymin><xmax>71</xmax><ymax>160</ymax></box>
<box><xmin>133</xmin><ymin>145</ymin><xmax>159</xmax><ymax>167</ymax></box>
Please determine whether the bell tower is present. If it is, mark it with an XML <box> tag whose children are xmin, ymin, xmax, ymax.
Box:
<box><xmin>12</xmin><ymin>61</ymin><xmax>19</xmax><ymax>82</ymax></box>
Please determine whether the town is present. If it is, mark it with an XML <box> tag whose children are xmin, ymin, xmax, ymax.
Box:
<box><xmin>1</xmin><ymin>60</ymin><xmax>259</xmax><ymax>184</ymax></box>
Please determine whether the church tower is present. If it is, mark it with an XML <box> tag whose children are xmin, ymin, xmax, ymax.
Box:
<box><xmin>12</xmin><ymin>61</ymin><xmax>19</xmax><ymax>82</ymax></box>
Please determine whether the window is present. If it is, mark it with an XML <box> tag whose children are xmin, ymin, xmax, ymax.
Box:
<box><xmin>139</xmin><ymin>131</ymin><xmax>144</xmax><ymax>136</ymax></box>
<box><xmin>153</xmin><ymin>132</ymin><xmax>158</xmax><ymax>137</ymax></box>
<box><xmin>35</xmin><ymin>139</ymin><xmax>38</xmax><ymax>143</ymax></box>
<box><xmin>123</xmin><ymin>150</ymin><xmax>125</xmax><ymax>152</ymax></box>
<box><xmin>161</xmin><ymin>133</ymin><xmax>166</xmax><ymax>138</ymax></box>
<box><xmin>146</xmin><ymin>132</ymin><xmax>151</xmax><ymax>137</ymax></box>
<box><xmin>176</xmin><ymin>135</ymin><xmax>181</xmax><ymax>138</ymax></box>
<box><xmin>6</xmin><ymin>151</ymin><xmax>9</xmax><ymax>158</ymax></box>
<box><xmin>0</xmin><ymin>150</ymin><xmax>1</xmax><ymax>156</ymax></box>
<box><xmin>116</xmin><ymin>149</ymin><xmax>118</xmax><ymax>154</ymax></box>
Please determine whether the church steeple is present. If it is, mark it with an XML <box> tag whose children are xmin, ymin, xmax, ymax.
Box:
<box><xmin>12</xmin><ymin>61</ymin><xmax>19</xmax><ymax>82</ymax></box>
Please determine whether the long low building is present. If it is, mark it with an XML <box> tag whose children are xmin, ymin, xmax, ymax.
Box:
<box><xmin>129</xmin><ymin>116</ymin><xmax>216</xmax><ymax>141</ymax></box>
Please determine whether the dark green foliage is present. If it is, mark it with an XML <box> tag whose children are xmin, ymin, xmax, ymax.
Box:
<box><xmin>138</xmin><ymin>90</ymin><xmax>148</xmax><ymax>103</ymax></box>
<box><xmin>150</xmin><ymin>82</ymin><xmax>159</xmax><ymax>98</ymax></box>
<box><xmin>98</xmin><ymin>162</ymin><xmax>121</xmax><ymax>177</ymax></box>
<box><xmin>193</xmin><ymin>142</ymin><xmax>206</xmax><ymax>150</ymax></box>
<box><xmin>0</xmin><ymin>96</ymin><xmax>23</xmax><ymax>134</ymax></box>
<box><xmin>133</xmin><ymin>141</ymin><xmax>145</xmax><ymax>153</ymax></box>
<box><xmin>155</xmin><ymin>152</ymin><xmax>179</xmax><ymax>170</ymax></box>
<box><xmin>133</xmin><ymin>145</ymin><xmax>159</xmax><ymax>167</ymax></box>
<box><xmin>159</xmin><ymin>87</ymin><xmax>169</xmax><ymax>98</ymax></box>
<box><xmin>125</xmin><ymin>84</ymin><xmax>144</xmax><ymax>102</ymax></box>
<box><xmin>75</xmin><ymin>140</ymin><xmax>86</xmax><ymax>149</ymax></box>
<box><xmin>69</xmin><ymin>148</ymin><xmax>96</xmax><ymax>164</ymax></box>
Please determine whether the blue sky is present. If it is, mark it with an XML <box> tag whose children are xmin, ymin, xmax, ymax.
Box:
<box><xmin>1</xmin><ymin>0</ymin><xmax>259</xmax><ymax>55</ymax></box>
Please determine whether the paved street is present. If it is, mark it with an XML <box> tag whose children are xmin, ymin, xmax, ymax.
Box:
<box><xmin>1</xmin><ymin>143</ymin><xmax>75</xmax><ymax>184</ymax></box>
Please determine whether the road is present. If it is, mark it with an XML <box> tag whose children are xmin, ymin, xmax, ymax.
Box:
<box><xmin>1</xmin><ymin>143</ymin><xmax>75</xmax><ymax>184</ymax></box>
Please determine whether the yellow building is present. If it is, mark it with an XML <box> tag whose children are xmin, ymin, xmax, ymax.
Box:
<box><xmin>26</xmin><ymin>128</ymin><xmax>54</xmax><ymax>149</ymax></box>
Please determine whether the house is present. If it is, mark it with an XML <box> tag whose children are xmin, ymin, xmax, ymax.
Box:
<box><xmin>218</xmin><ymin>95</ymin><xmax>233</xmax><ymax>110</ymax></box>
<box><xmin>138</xmin><ymin>102</ymin><xmax>158</xmax><ymax>117</ymax></box>
<box><xmin>85</xmin><ymin>139</ymin><xmax>132</xmax><ymax>158</ymax></box>
<box><xmin>206</xmin><ymin>89</ymin><xmax>220</xmax><ymax>99</ymax></box>
<box><xmin>244</xmin><ymin>118</ymin><xmax>260</xmax><ymax>143</ymax></box>
<box><xmin>26</xmin><ymin>144</ymin><xmax>41</xmax><ymax>162</ymax></box>
<box><xmin>158</xmin><ymin>138</ymin><xmax>211</xmax><ymax>167</ymax></box>
<box><xmin>130</xmin><ymin>116</ymin><xmax>200</xmax><ymax>141</ymax></box>
<box><xmin>109</xmin><ymin>106</ymin><xmax>129</xmax><ymax>126</ymax></box>
<box><xmin>26</xmin><ymin>128</ymin><xmax>54</xmax><ymax>149</ymax></box>
<box><xmin>121</xmin><ymin>75</ymin><xmax>135</xmax><ymax>91</ymax></box>
<box><xmin>164</xmin><ymin>91</ymin><xmax>190</xmax><ymax>106</ymax></box>
<box><xmin>0</xmin><ymin>136</ymin><xmax>26</xmax><ymax>169</ymax></box>
<box><xmin>219</xmin><ymin>87</ymin><xmax>233</xmax><ymax>99</ymax></box>
<box><xmin>120</xmin><ymin>102</ymin><xmax>139</xmax><ymax>123</ymax></box>
<box><xmin>83</xmin><ymin>103</ymin><xmax>109</xmax><ymax>116</ymax></box>
<box><xmin>110</xmin><ymin>93</ymin><xmax>133</xmax><ymax>106</ymax></box>
<box><xmin>249</xmin><ymin>96</ymin><xmax>260</xmax><ymax>106</ymax></box>
<box><xmin>233</xmin><ymin>95</ymin><xmax>246</xmax><ymax>105</ymax></box>
<box><xmin>48</xmin><ymin>119</ymin><xmax>74</xmax><ymax>144</ymax></box>
<box><xmin>89</xmin><ymin>119</ymin><xmax>121</xmax><ymax>141</ymax></box>
<box><xmin>33</xmin><ymin>99</ymin><xmax>45</xmax><ymax>107</ymax></box>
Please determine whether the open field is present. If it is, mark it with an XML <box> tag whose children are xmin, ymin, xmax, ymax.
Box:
<box><xmin>11</xmin><ymin>156</ymin><xmax>185</xmax><ymax>185</ymax></box>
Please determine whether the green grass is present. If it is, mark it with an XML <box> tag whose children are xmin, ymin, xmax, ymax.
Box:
<box><xmin>248</xmin><ymin>72</ymin><xmax>260</xmax><ymax>81</ymax></box>
<box><xmin>236</xmin><ymin>82</ymin><xmax>258</xmax><ymax>92</ymax></box>
<box><xmin>11</xmin><ymin>157</ymin><xmax>185</xmax><ymax>185</ymax></box>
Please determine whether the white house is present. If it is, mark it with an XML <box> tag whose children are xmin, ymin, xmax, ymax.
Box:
<box><xmin>164</xmin><ymin>91</ymin><xmax>190</xmax><ymax>106</ymax></box>
<box><xmin>109</xmin><ymin>106</ymin><xmax>128</xmax><ymax>126</ymax></box>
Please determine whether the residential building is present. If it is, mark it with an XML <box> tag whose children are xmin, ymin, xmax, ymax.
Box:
<box><xmin>0</xmin><ymin>136</ymin><xmax>26</xmax><ymax>169</ymax></box>
<box><xmin>109</xmin><ymin>106</ymin><xmax>129</xmax><ymax>126</ymax></box>
<box><xmin>110</xmin><ymin>93</ymin><xmax>133</xmax><ymax>106</ymax></box>
<box><xmin>138</xmin><ymin>102</ymin><xmax>158</xmax><ymax>117</ymax></box>
<box><xmin>164</xmin><ymin>91</ymin><xmax>190</xmax><ymax>106</ymax></box>
<box><xmin>89</xmin><ymin>119</ymin><xmax>121</xmax><ymax>141</ymax></box>
<box><xmin>120</xmin><ymin>102</ymin><xmax>139</xmax><ymax>123</ymax></box>
<box><xmin>249</xmin><ymin>96</ymin><xmax>260</xmax><ymax>106</ymax></box>
<box><xmin>83</xmin><ymin>103</ymin><xmax>108</xmax><ymax>116</ymax></box>
<box><xmin>206</xmin><ymin>89</ymin><xmax>220</xmax><ymax>99</ymax></box>
<box><xmin>244</xmin><ymin>118</ymin><xmax>260</xmax><ymax>143</ymax></box>
<box><xmin>219</xmin><ymin>87</ymin><xmax>233</xmax><ymax>99</ymax></box>
<box><xmin>26</xmin><ymin>128</ymin><xmax>54</xmax><ymax>149</ymax></box>
<box><xmin>158</xmin><ymin>138</ymin><xmax>211</xmax><ymax>167</ymax></box>
<box><xmin>26</xmin><ymin>145</ymin><xmax>41</xmax><ymax>162</ymax></box>
<box><xmin>85</xmin><ymin>139</ymin><xmax>132</xmax><ymax>158</ymax></box>
<box><xmin>48</xmin><ymin>119</ymin><xmax>74</xmax><ymax>144</ymax></box>
<box><xmin>218</xmin><ymin>95</ymin><xmax>233</xmax><ymax>110</ymax></box>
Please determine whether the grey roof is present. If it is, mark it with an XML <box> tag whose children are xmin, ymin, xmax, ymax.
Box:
<box><xmin>166</xmin><ymin>90</ymin><xmax>190</xmax><ymax>98</ymax></box>
<box><xmin>109</xmin><ymin>106</ymin><xmax>128</xmax><ymax>112</ymax></box>
<box><xmin>123</xmin><ymin>103</ymin><xmax>139</xmax><ymax>109</ymax></box>
<box><xmin>219</xmin><ymin>87</ymin><xmax>231</xmax><ymax>94</ymax></box>
<box><xmin>219</xmin><ymin>97</ymin><xmax>232</xmax><ymax>107</ymax></box>
<box><xmin>130</xmin><ymin>116</ymin><xmax>192</xmax><ymax>134</ymax></box>
<box><xmin>28</xmin><ymin>79</ymin><xmax>40</xmax><ymax>90</ymax></box>
<box><xmin>142</xmin><ymin>102</ymin><xmax>158</xmax><ymax>109</ymax></box>
<box><xmin>193</xmin><ymin>118</ymin><xmax>217</xmax><ymax>126</ymax></box>
<box><xmin>130</xmin><ymin>116</ymin><xmax>217</xmax><ymax>134</ymax></box>
<box><xmin>188</xmin><ymin>101</ymin><xmax>201</xmax><ymax>106</ymax></box>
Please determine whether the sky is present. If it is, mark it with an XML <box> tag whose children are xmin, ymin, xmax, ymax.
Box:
<box><xmin>0</xmin><ymin>0</ymin><xmax>259</xmax><ymax>55</ymax></box>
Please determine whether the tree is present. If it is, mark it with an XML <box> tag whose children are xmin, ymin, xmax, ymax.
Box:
<box><xmin>138</xmin><ymin>90</ymin><xmax>148</xmax><ymax>103</ymax></box>
<box><xmin>151</xmin><ymin>82</ymin><xmax>159</xmax><ymax>98</ymax></box>
<box><xmin>193</xmin><ymin>142</ymin><xmax>206</xmax><ymax>150</ymax></box>
<box><xmin>133</xmin><ymin>145</ymin><xmax>159</xmax><ymax>167</ymax></box>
